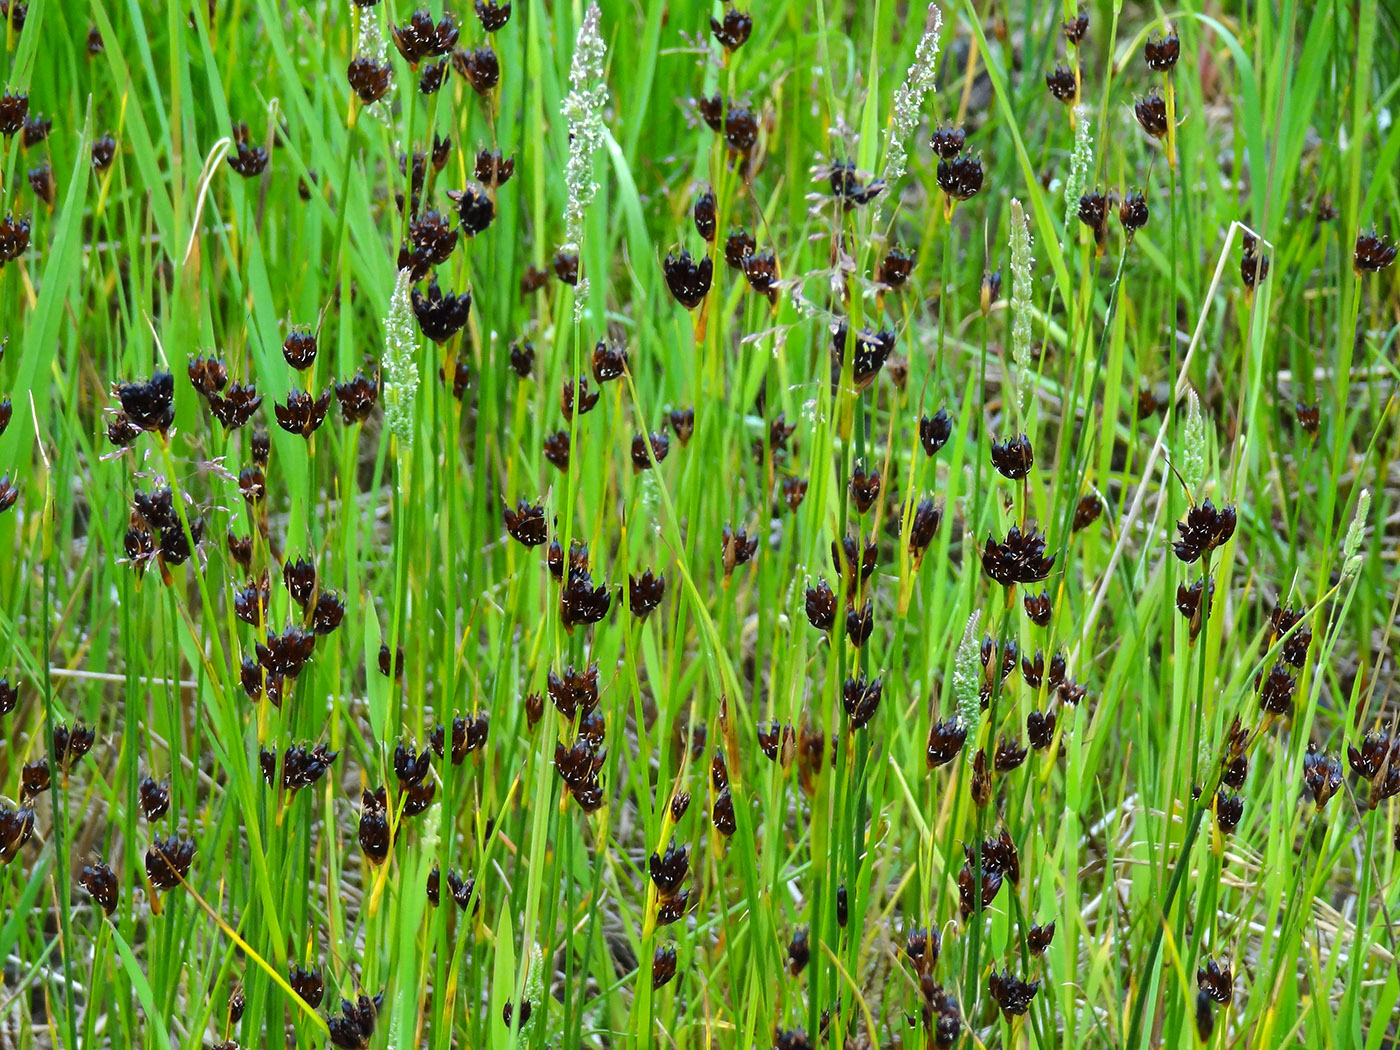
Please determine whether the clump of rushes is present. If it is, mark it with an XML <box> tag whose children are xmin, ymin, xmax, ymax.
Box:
<box><xmin>1172</xmin><ymin>499</ymin><xmax>1237</xmax><ymax>562</ymax></box>
<box><xmin>663</xmin><ymin>249</ymin><xmax>713</xmax><ymax>309</ymax></box>
<box><xmin>327</xmin><ymin>991</ymin><xmax>384</xmax><ymax>1050</ymax></box>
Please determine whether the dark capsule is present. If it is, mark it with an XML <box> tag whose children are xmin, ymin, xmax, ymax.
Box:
<box><xmin>786</xmin><ymin>927</ymin><xmax>810</xmax><ymax>975</ymax></box>
<box><xmin>1354</xmin><ymin>230</ymin><xmax>1398</xmax><ymax>273</ymax></box>
<box><xmin>391</xmin><ymin>9</ymin><xmax>458</xmax><ymax>64</ymax></box>
<box><xmin>805</xmin><ymin>578</ymin><xmax>837</xmax><ymax>632</ymax></box>
<box><xmin>994</xmin><ymin>736</ymin><xmax>1028</xmax><ymax>772</ymax></box>
<box><xmin>1196</xmin><ymin>957</ymin><xmax>1234</xmax><ymax>1005</ymax></box>
<box><xmin>504</xmin><ymin>499</ymin><xmax>548</xmax><ymax>547</ymax></box>
<box><xmin>274</xmin><ymin>388</ymin><xmax>333</xmax><ymax>438</ymax></box>
<box><xmin>1172</xmin><ymin>498</ymin><xmax>1237</xmax><ymax>563</ymax></box>
<box><xmin>0</xmin><ymin>92</ymin><xmax>28</xmax><ymax>137</ymax></box>
<box><xmin>724</xmin><ymin>228</ymin><xmax>755</xmax><ymax>270</ymax></box>
<box><xmin>1072</xmin><ymin>493</ymin><xmax>1103</xmax><ymax>532</ymax></box>
<box><xmin>649</xmin><ymin>839</ymin><xmax>689</xmax><ymax>898</ymax></box>
<box><xmin>1024</xmin><ymin>590</ymin><xmax>1052</xmax><ymax>627</ymax></box>
<box><xmin>782</xmin><ymin>476</ymin><xmax>808</xmax><ymax>513</ymax></box>
<box><xmin>1046</xmin><ymin>66</ymin><xmax>1077</xmax><ymax>103</ymax></box>
<box><xmin>711</xmin><ymin>788</ymin><xmax>736</xmax><ymax>835</ymax></box>
<box><xmin>1063</xmin><ymin>10</ymin><xmax>1088</xmax><ymax>43</ymax></box>
<box><xmin>327</xmin><ymin>992</ymin><xmax>383</xmax><ymax>1050</ymax></box>
<box><xmin>543</xmin><ymin>430</ymin><xmax>571</xmax><ymax>471</ymax></box>
<box><xmin>628</xmin><ymin>570</ymin><xmax>665</xmax><ymax>618</ymax></box>
<box><xmin>412</xmin><ymin>281</ymin><xmax>471</xmax><ymax>343</ymax></box>
<box><xmin>452</xmin><ymin>46</ymin><xmax>500</xmax><ymax>94</ymax></box>
<box><xmin>283</xmin><ymin>556</ymin><xmax>316</xmax><ymax>607</ymax></box>
<box><xmin>1135</xmin><ymin>91</ymin><xmax>1169</xmax><ymax>138</ymax></box>
<box><xmin>335</xmin><ymin>373</ymin><xmax>378</xmax><ymax>424</ymax></box>
<box><xmin>990</xmin><ymin>434</ymin><xmax>1034</xmax><ymax>480</ymax></box>
<box><xmin>145</xmin><ymin>835</ymin><xmax>196</xmax><ymax>890</ymax></box>
<box><xmin>879</xmin><ymin>245</ymin><xmax>915</xmax><ymax>289</ymax></box>
<box><xmin>926</xmin><ymin>718</ymin><xmax>968</xmax><ymax>768</ymax></box>
<box><xmin>475</xmin><ymin>0</ymin><xmax>510</xmax><ymax>31</ymax></box>
<box><xmin>1195</xmin><ymin>988</ymin><xmax>1215</xmax><ymax>1041</ymax></box>
<box><xmin>651</xmin><ymin>944</ymin><xmax>678</xmax><ymax>989</ymax></box>
<box><xmin>664</xmin><ymin>249</ymin><xmax>713</xmax><ymax>310</ymax></box>
<box><xmin>1214</xmin><ymin>791</ymin><xmax>1244</xmax><ymax>834</ymax></box>
<box><xmin>1027</xmin><ymin>709</ymin><xmax>1056</xmax><ymax>749</ymax></box>
<box><xmin>742</xmin><ymin>250</ymin><xmax>778</xmax><ymax>303</ymax></box>
<box><xmin>721</xmin><ymin>524</ymin><xmax>759</xmax><ymax>577</ymax></box>
<box><xmin>693</xmin><ymin>187</ymin><xmax>717</xmax><ymax>241</ymax></box>
<box><xmin>1257</xmin><ymin>664</ymin><xmax>1296</xmax><ymax>716</ymax></box>
<box><xmin>81</xmin><ymin>861</ymin><xmax>119</xmax><ymax>915</ymax></box>
<box><xmin>848</xmin><ymin>461</ymin><xmax>880</xmax><ymax>513</ymax></box>
<box><xmin>227</xmin><ymin>122</ymin><xmax>268</xmax><ymax>177</ymax></box>
<box><xmin>450</xmin><ymin>185</ymin><xmax>495</xmax><ymax>235</ymax></box>
<box><xmin>930</xmin><ymin>124</ymin><xmax>964</xmax><ymax>160</ymax></box>
<box><xmin>1027</xmin><ymin>920</ymin><xmax>1056</xmax><ymax>955</ymax></box>
<box><xmin>1144</xmin><ymin>29</ymin><xmax>1180</xmax><ymax>71</ymax></box>
<box><xmin>669</xmin><ymin>407</ymin><xmax>695</xmax><ymax>446</ymax></box>
<box><xmin>987</xmin><ymin>969</ymin><xmax>1039</xmax><ymax>1017</ymax></box>
<box><xmin>937</xmin><ymin>154</ymin><xmax>984</xmax><ymax>201</ymax></box>
<box><xmin>138</xmin><ymin>776</ymin><xmax>171</xmax><ymax>821</ymax></box>
<box><xmin>560</xmin><ymin>375</ymin><xmax>600</xmax><ymax>420</ymax></box>
<box><xmin>92</xmin><ymin>134</ymin><xmax>118</xmax><ymax>171</ymax></box>
<box><xmin>845</xmin><ymin>601</ymin><xmax>874</xmax><ymax>648</ymax></box>
<box><xmin>981</xmin><ymin>522</ymin><xmax>1055</xmax><ymax>587</ymax></box>
<box><xmin>711</xmin><ymin>6</ymin><xmax>751</xmax><ymax>51</ymax></box>
<box><xmin>552</xmin><ymin>250</ymin><xmax>579</xmax><ymax>285</ymax></box>
<box><xmin>842</xmin><ymin>675</ymin><xmax>882</xmax><ymax>729</ymax></box>
<box><xmin>1119</xmin><ymin>191</ymin><xmax>1150</xmax><ymax>238</ymax></box>
<box><xmin>115</xmin><ymin>372</ymin><xmax>175</xmax><ymax>433</ymax></box>
<box><xmin>920</xmin><ymin>409</ymin><xmax>953</xmax><ymax>456</ymax></box>
<box><xmin>346</xmin><ymin>56</ymin><xmax>393</xmax><ymax>103</ymax></box>
<box><xmin>289</xmin><ymin>965</ymin><xmax>325</xmax><ymax>1008</ymax></box>
<box><xmin>358</xmin><ymin>788</ymin><xmax>392</xmax><ymax>863</ymax></box>
<box><xmin>0</xmin><ymin>676</ymin><xmax>16</xmax><ymax>715</ymax></box>
<box><xmin>28</xmin><ymin>162</ymin><xmax>55</xmax><ymax>206</ymax></box>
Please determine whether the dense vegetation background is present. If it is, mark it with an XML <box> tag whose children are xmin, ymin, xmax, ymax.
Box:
<box><xmin>0</xmin><ymin>0</ymin><xmax>1398</xmax><ymax>1047</ymax></box>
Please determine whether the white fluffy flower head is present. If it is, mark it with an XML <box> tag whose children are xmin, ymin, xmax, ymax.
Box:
<box><xmin>561</xmin><ymin>3</ymin><xmax>608</xmax><ymax>252</ymax></box>
<box><xmin>382</xmin><ymin>268</ymin><xmax>419</xmax><ymax>444</ymax></box>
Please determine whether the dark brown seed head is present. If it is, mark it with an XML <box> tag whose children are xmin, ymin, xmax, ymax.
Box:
<box><xmin>1144</xmin><ymin>29</ymin><xmax>1180</xmax><ymax>71</ymax></box>
<box><xmin>936</xmin><ymin>154</ymin><xmax>984</xmax><ymax>201</ymax></box>
<box><xmin>226</xmin><ymin>122</ymin><xmax>269</xmax><ymax>177</ymax></box>
<box><xmin>1353</xmin><ymin>229</ymin><xmax>1397</xmax><ymax>273</ymax></box>
<box><xmin>145</xmin><ymin>835</ymin><xmax>196</xmax><ymax>890</ymax></box>
<box><xmin>475</xmin><ymin>0</ymin><xmax>511</xmax><ymax>31</ymax></box>
<box><xmin>81</xmin><ymin>861</ymin><xmax>119</xmax><ymax>915</ymax></box>
<box><xmin>452</xmin><ymin>46</ymin><xmax>500</xmax><ymax>94</ymax></box>
<box><xmin>909</xmin><ymin>496</ymin><xmax>941</xmax><ymax>557</ymax></box>
<box><xmin>831</xmin><ymin>533</ymin><xmax>877</xmax><ymax>595</ymax></box>
<box><xmin>1045</xmin><ymin>66</ymin><xmax>1077</xmax><ymax>103</ymax></box>
<box><xmin>724</xmin><ymin>228</ymin><xmax>755</xmax><ymax>269</ymax></box>
<box><xmin>92</xmin><ymin>134</ymin><xmax>118</xmax><ymax>171</ymax></box>
<box><xmin>473</xmin><ymin>148</ymin><xmax>514</xmax><ymax>188</ymax></box>
<box><xmin>1196</xmin><ymin>957</ymin><xmax>1233</xmax><ymax>1004</ymax></box>
<box><xmin>1119</xmin><ymin>191</ymin><xmax>1149</xmax><ymax>237</ymax></box>
<box><xmin>995</xmin><ymin>736</ymin><xmax>1028</xmax><ymax>772</ymax></box>
<box><xmin>358</xmin><ymin>787</ymin><xmax>392</xmax><ymax>863</ymax></box>
<box><xmin>451</xmin><ymin>185</ymin><xmax>495</xmax><ymax>235</ymax></box>
<box><xmin>289</xmin><ymin>966</ymin><xmax>324</xmax><ymax>1008</ymax></box>
<box><xmin>1072</xmin><ymin>493</ymin><xmax>1103</xmax><ymax>532</ymax></box>
<box><xmin>664</xmin><ymin>249</ymin><xmax>713</xmax><ymax>309</ymax></box>
<box><xmin>392</xmin><ymin>9</ymin><xmax>459</xmax><ymax>64</ymax></box>
<box><xmin>406</xmin><ymin>209</ymin><xmax>458</xmax><ymax>275</ymax></box>
<box><xmin>273</xmin><ymin>388</ymin><xmax>333</xmax><ymax>438</ymax></box>
<box><xmin>328</xmin><ymin>991</ymin><xmax>384</xmax><ymax>1050</ymax></box>
<box><xmin>412</xmin><ymin>281</ymin><xmax>471</xmax><ymax>343</ymax></box>
<box><xmin>1257</xmin><ymin>663</ymin><xmax>1296</xmax><ymax>716</ymax></box>
<box><xmin>1027</xmin><ymin>708</ymin><xmax>1055</xmax><ymax>749</ymax></box>
<box><xmin>1240</xmin><ymin>247</ymin><xmax>1269</xmax><ymax>289</ymax></box>
<box><xmin>711</xmin><ymin>6</ymin><xmax>752</xmax><ymax>51</ymax></box>
<box><xmin>138</xmin><ymin>775</ymin><xmax>171</xmax><ymax>820</ymax></box>
<box><xmin>1294</xmin><ymin>401</ymin><xmax>1320</xmax><ymax>436</ymax></box>
<box><xmin>721</xmin><ymin>524</ymin><xmax>759</xmax><ymax>577</ymax></box>
<box><xmin>848</xmin><ymin>460</ymin><xmax>881</xmax><ymax>513</ymax></box>
<box><xmin>378</xmin><ymin>643</ymin><xmax>404</xmax><ymax>679</ymax></box>
<box><xmin>87</xmin><ymin>25</ymin><xmax>104</xmax><ymax>53</ymax></box>
<box><xmin>649</xmin><ymin>839</ymin><xmax>689</xmax><ymax>898</ymax></box>
<box><xmin>629</xmin><ymin>570</ymin><xmax>665</xmax><ymax>618</ymax></box>
<box><xmin>1023</xmin><ymin>590</ymin><xmax>1052</xmax><ymax>627</ymax></box>
<box><xmin>1063</xmin><ymin>10</ymin><xmax>1088</xmax><ymax>43</ymax></box>
<box><xmin>930</xmin><ymin>124</ymin><xmax>965</xmax><ymax>160</ymax></box>
<box><xmin>418</xmin><ymin>59</ymin><xmax>449</xmax><ymax>94</ymax></box>
<box><xmin>552</xmin><ymin>249</ymin><xmax>579</xmax><ymax>285</ymax></box>
<box><xmin>651</xmin><ymin>944</ymin><xmax>678</xmax><ymax>988</ymax></box>
<box><xmin>543</xmin><ymin>430</ymin><xmax>570</xmax><ymax>471</ymax></box>
<box><xmin>670</xmin><ymin>791</ymin><xmax>690</xmax><ymax>821</ymax></box>
<box><xmin>742</xmin><ymin>249</ymin><xmax>778</xmax><ymax>302</ymax></box>
<box><xmin>334</xmin><ymin>373</ymin><xmax>379</xmax><ymax>424</ymax></box>
<box><xmin>879</xmin><ymin>245</ymin><xmax>915</xmax><ymax>289</ymax></box>
<box><xmin>560</xmin><ymin>375</ymin><xmax>599</xmax><ymax>420</ymax></box>
<box><xmin>786</xmin><ymin>927</ymin><xmax>810</xmax><ymax>975</ymax></box>
<box><xmin>842</xmin><ymin>675</ymin><xmax>882</xmax><ymax>729</ymax></box>
<box><xmin>1172</xmin><ymin>498</ymin><xmax>1237</xmax><ymax>563</ymax></box>
<box><xmin>283</xmin><ymin>555</ymin><xmax>316</xmax><ymax>607</ymax></box>
<box><xmin>346</xmin><ymin>56</ymin><xmax>393</xmax><ymax>102</ymax></box>
<box><xmin>845</xmin><ymin>601</ymin><xmax>874</xmax><ymax>648</ymax></box>
<box><xmin>988</xmin><ymin>970</ymin><xmax>1040</xmax><ymax>1017</ymax></box>
<box><xmin>0</xmin><ymin>93</ymin><xmax>28</xmax><ymax>137</ymax></box>
<box><xmin>1196</xmin><ymin>989</ymin><xmax>1215</xmax><ymax>1041</ymax></box>
<box><xmin>805</xmin><ymin>578</ymin><xmax>837</xmax><ymax>631</ymax></box>
<box><xmin>0</xmin><ymin>676</ymin><xmax>16</xmax><ymax>715</ymax></box>
<box><xmin>503</xmin><ymin>499</ymin><xmax>548</xmax><ymax>547</ymax></box>
<box><xmin>926</xmin><ymin>718</ymin><xmax>968</xmax><ymax>768</ymax></box>
<box><xmin>981</xmin><ymin>522</ymin><xmax>1055</xmax><ymax>587</ymax></box>
<box><xmin>508</xmin><ymin>340</ymin><xmax>534</xmax><ymax>378</ymax></box>
<box><xmin>1028</xmin><ymin>920</ymin><xmax>1056</xmax><ymax>955</ymax></box>
<box><xmin>831</xmin><ymin>321</ymin><xmax>896</xmax><ymax>391</ymax></box>
<box><xmin>1134</xmin><ymin>92</ymin><xmax>1169</xmax><ymax>138</ymax></box>
<box><xmin>27</xmin><ymin>162</ymin><xmax>54</xmax><ymax>205</ymax></box>
<box><xmin>693</xmin><ymin>187</ymin><xmax>717</xmax><ymax>241</ymax></box>
<box><xmin>669</xmin><ymin>407</ymin><xmax>695</xmax><ymax>446</ymax></box>
<box><xmin>782</xmin><ymin>475</ymin><xmax>808</xmax><ymax>513</ymax></box>
<box><xmin>1214</xmin><ymin>791</ymin><xmax>1244</xmax><ymax>833</ymax></box>
<box><xmin>711</xmin><ymin>788</ymin><xmax>736</xmax><ymax>835</ymax></box>
<box><xmin>920</xmin><ymin>409</ymin><xmax>953</xmax><ymax>457</ymax></box>
<box><xmin>990</xmin><ymin>434</ymin><xmax>1034</xmax><ymax>479</ymax></box>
